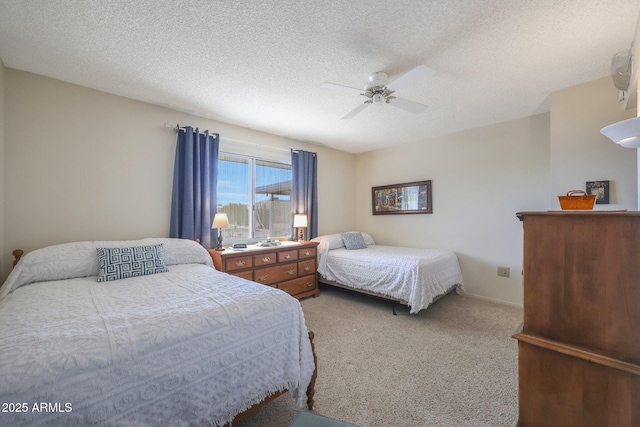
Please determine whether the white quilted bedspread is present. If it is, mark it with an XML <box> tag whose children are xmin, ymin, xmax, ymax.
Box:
<box><xmin>319</xmin><ymin>245</ymin><xmax>463</xmax><ymax>313</ymax></box>
<box><xmin>0</xmin><ymin>264</ymin><xmax>314</xmax><ymax>427</ymax></box>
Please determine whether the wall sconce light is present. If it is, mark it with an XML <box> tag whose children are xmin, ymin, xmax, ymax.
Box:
<box><xmin>211</xmin><ymin>213</ymin><xmax>230</xmax><ymax>250</ymax></box>
<box><xmin>293</xmin><ymin>214</ymin><xmax>308</xmax><ymax>242</ymax></box>
<box><xmin>600</xmin><ymin>116</ymin><xmax>640</xmax><ymax>148</ymax></box>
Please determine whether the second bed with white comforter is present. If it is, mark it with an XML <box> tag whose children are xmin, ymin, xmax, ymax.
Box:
<box><xmin>314</xmin><ymin>232</ymin><xmax>464</xmax><ymax>314</ymax></box>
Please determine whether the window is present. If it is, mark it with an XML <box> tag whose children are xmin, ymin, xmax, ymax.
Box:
<box><xmin>217</xmin><ymin>152</ymin><xmax>292</xmax><ymax>241</ymax></box>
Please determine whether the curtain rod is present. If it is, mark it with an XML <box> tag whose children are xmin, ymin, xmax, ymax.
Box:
<box><xmin>164</xmin><ymin>123</ymin><xmax>296</xmax><ymax>153</ymax></box>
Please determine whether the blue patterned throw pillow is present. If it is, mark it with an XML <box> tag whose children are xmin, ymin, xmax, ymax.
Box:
<box><xmin>97</xmin><ymin>244</ymin><xmax>169</xmax><ymax>282</ymax></box>
<box><xmin>340</xmin><ymin>232</ymin><xmax>367</xmax><ymax>250</ymax></box>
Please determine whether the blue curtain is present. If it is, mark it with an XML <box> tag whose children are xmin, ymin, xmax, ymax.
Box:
<box><xmin>291</xmin><ymin>149</ymin><xmax>318</xmax><ymax>239</ymax></box>
<box><xmin>170</xmin><ymin>127</ymin><xmax>219</xmax><ymax>248</ymax></box>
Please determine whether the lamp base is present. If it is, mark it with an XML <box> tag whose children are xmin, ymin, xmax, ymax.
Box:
<box><xmin>298</xmin><ymin>228</ymin><xmax>304</xmax><ymax>242</ymax></box>
<box><xmin>215</xmin><ymin>231</ymin><xmax>224</xmax><ymax>250</ymax></box>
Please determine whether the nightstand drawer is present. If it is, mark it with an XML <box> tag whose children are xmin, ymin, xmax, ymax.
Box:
<box><xmin>277</xmin><ymin>275</ymin><xmax>316</xmax><ymax>296</ymax></box>
<box><xmin>225</xmin><ymin>256</ymin><xmax>253</xmax><ymax>272</ymax></box>
<box><xmin>254</xmin><ymin>263</ymin><xmax>298</xmax><ymax>285</ymax></box>
<box><xmin>254</xmin><ymin>252</ymin><xmax>276</xmax><ymax>266</ymax></box>
<box><xmin>278</xmin><ymin>250</ymin><xmax>298</xmax><ymax>262</ymax></box>
<box><xmin>298</xmin><ymin>259</ymin><xmax>316</xmax><ymax>275</ymax></box>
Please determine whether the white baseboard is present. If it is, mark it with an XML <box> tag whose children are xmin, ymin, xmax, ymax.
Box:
<box><xmin>462</xmin><ymin>292</ymin><xmax>523</xmax><ymax>308</ymax></box>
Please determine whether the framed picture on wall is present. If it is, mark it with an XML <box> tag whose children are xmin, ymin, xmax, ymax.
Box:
<box><xmin>372</xmin><ymin>180</ymin><xmax>432</xmax><ymax>215</ymax></box>
<box><xmin>586</xmin><ymin>180</ymin><xmax>610</xmax><ymax>204</ymax></box>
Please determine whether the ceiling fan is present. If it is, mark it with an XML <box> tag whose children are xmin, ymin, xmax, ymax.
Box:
<box><xmin>320</xmin><ymin>65</ymin><xmax>435</xmax><ymax>119</ymax></box>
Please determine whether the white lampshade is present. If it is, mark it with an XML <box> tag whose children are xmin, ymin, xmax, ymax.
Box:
<box><xmin>600</xmin><ymin>116</ymin><xmax>640</xmax><ymax>148</ymax></box>
<box><xmin>211</xmin><ymin>213</ymin><xmax>230</xmax><ymax>229</ymax></box>
<box><xmin>293</xmin><ymin>214</ymin><xmax>308</xmax><ymax>228</ymax></box>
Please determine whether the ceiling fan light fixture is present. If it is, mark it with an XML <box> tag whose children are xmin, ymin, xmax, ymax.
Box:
<box><xmin>365</xmin><ymin>72</ymin><xmax>388</xmax><ymax>91</ymax></box>
<box><xmin>372</xmin><ymin>93</ymin><xmax>385</xmax><ymax>105</ymax></box>
<box><xmin>321</xmin><ymin>65</ymin><xmax>434</xmax><ymax>119</ymax></box>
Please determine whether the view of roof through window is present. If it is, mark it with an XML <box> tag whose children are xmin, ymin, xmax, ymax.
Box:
<box><xmin>217</xmin><ymin>153</ymin><xmax>292</xmax><ymax>240</ymax></box>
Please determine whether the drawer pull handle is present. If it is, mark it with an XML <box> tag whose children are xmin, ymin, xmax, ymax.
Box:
<box><xmin>304</xmin><ymin>266</ymin><xmax>311</xmax><ymax>272</ymax></box>
<box><xmin>304</xmin><ymin>251</ymin><xmax>311</xmax><ymax>256</ymax></box>
<box><xmin>261</xmin><ymin>257</ymin><xmax>271</xmax><ymax>263</ymax></box>
<box><xmin>287</xmin><ymin>269</ymin><xmax>295</xmax><ymax>275</ymax></box>
<box><xmin>258</xmin><ymin>275</ymin><xmax>268</xmax><ymax>281</ymax></box>
<box><xmin>306</xmin><ymin>282</ymin><xmax>314</xmax><ymax>287</ymax></box>
<box><xmin>285</xmin><ymin>254</ymin><xmax>292</xmax><ymax>259</ymax></box>
<box><xmin>282</xmin><ymin>288</ymin><xmax>290</xmax><ymax>293</ymax></box>
<box><xmin>235</xmin><ymin>261</ymin><xmax>246</xmax><ymax>267</ymax></box>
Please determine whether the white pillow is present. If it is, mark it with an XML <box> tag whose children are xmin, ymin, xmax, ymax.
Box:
<box><xmin>0</xmin><ymin>238</ymin><xmax>212</xmax><ymax>300</ymax></box>
<box><xmin>359</xmin><ymin>232</ymin><xmax>375</xmax><ymax>246</ymax></box>
<box><xmin>161</xmin><ymin>238</ymin><xmax>213</xmax><ymax>266</ymax></box>
<box><xmin>311</xmin><ymin>233</ymin><xmax>345</xmax><ymax>250</ymax></box>
<box><xmin>337</xmin><ymin>231</ymin><xmax>375</xmax><ymax>246</ymax></box>
<box><xmin>312</xmin><ymin>232</ymin><xmax>376</xmax><ymax>256</ymax></box>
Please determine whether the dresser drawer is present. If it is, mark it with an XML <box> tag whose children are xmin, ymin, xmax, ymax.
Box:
<box><xmin>254</xmin><ymin>263</ymin><xmax>298</xmax><ymax>285</ymax></box>
<box><xmin>299</xmin><ymin>247</ymin><xmax>316</xmax><ymax>259</ymax></box>
<box><xmin>278</xmin><ymin>249</ymin><xmax>298</xmax><ymax>262</ymax></box>
<box><xmin>298</xmin><ymin>259</ymin><xmax>316</xmax><ymax>276</ymax></box>
<box><xmin>253</xmin><ymin>252</ymin><xmax>276</xmax><ymax>266</ymax></box>
<box><xmin>277</xmin><ymin>275</ymin><xmax>317</xmax><ymax>296</ymax></box>
<box><xmin>225</xmin><ymin>256</ymin><xmax>253</xmax><ymax>272</ymax></box>
<box><xmin>231</xmin><ymin>270</ymin><xmax>253</xmax><ymax>281</ymax></box>
<box><xmin>208</xmin><ymin>241</ymin><xmax>319</xmax><ymax>300</ymax></box>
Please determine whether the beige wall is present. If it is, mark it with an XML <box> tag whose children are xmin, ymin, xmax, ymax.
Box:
<box><xmin>2</xmin><ymin>70</ymin><xmax>356</xmax><ymax>280</ymax></box>
<box><xmin>355</xmin><ymin>77</ymin><xmax>636</xmax><ymax>306</ymax></box>
<box><xmin>550</xmin><ymin>77</ymin><xmax>637</xmax><ymax>209</ymax></box>
<box><xmin>355</xmin><ymin>114</ymin><xmax>550</xmax><ymax>305</ymax></box>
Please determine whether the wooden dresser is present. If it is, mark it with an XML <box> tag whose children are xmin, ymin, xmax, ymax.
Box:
<box><xmin>514</xmin><ymin>211</ymin><xmax>640</xmax><ymax>427</ymax></box>
<box><xmin>209</xmin><ymin>241</ymin><xmax>319</xmax><ymax>300</ymax></box>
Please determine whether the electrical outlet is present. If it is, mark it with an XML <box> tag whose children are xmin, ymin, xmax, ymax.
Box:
<box><xmin>497</xmin><ymin>266</ymin><xmax>510</xmax><ymax>278</ymax></box>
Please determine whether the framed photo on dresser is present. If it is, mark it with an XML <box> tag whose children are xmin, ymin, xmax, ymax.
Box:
<box><xmin>586</xmin><ymin>180</ymin><xmax>609</xmax><ymax>204</ymax></box>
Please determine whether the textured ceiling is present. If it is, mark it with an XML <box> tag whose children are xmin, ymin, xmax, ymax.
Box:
<box><xmin>0</xmin><ymin>1</ymin><xmax>638</xmax><ymax>153</ymax></box>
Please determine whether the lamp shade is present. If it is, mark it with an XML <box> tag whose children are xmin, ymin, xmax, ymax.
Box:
<box><xmin>211</xmin><ymin>213</ymin><xmax>230</xmax><ymax>229</ymax></box>
<box><xmin>600</xmin><ymin>116</ymin><xmax>640</xmax><ymax>148</ymax></box>
<box><xmin>293</xmin><ymin>214</ymin><xmax>308</xmax><ymax>228</ymax></box>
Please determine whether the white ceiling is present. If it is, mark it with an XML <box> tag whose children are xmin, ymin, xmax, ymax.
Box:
<box><xmin>0</xmin><ymin>1</ymin><xmax>638</xmax><ymax>154</ymax></box>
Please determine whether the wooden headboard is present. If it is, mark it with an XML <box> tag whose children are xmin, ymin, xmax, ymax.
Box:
<box><xmin>12</xmin><ymin>249</ymin><xmax>23</xmax><ymax>267</ymax></box>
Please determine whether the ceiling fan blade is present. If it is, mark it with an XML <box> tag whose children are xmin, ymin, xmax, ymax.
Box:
<box><xmin>386</xmin><ymin>65</ymin><xmax>435</xmax><ymax>92</ymax></box>
<box><xmin>388</xmin><ymin>97</ymin><xmax>428</xmax><ymax>114</ymax></box>
<box><xmin>320</xmin><ymin>82</ymin><xmax>363</xmax><ymax>95</ymax></box>
<box><xmin>341</xmin><ymin>103</ymin><xmax>370</xmax><ymax>120</ymax></box>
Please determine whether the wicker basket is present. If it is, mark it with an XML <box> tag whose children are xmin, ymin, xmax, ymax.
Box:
<box><xmin>558</xmin><ymin>190</ymin><xmax>596</xmax><ymax>210</ymax></box>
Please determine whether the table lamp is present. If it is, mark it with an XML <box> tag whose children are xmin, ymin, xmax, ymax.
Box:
<box><xmin>212</xmin><ymin>213</ymin><xmax>230</xmax><ymax>250</ymax></box>
<box><xmin>293</xmin><ymin>214</ymin><xmax>308</xmax><ymax>242</ymax></box>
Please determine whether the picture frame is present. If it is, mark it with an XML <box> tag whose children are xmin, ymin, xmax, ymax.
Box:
<box><xmin>586</xmin><ymin>180</ymin><xmax>610</xmax><ymax>204</ymax></box>
<box><xmin>372</xmin><ymin>180</ymin><xmax>432</xmax><ymax>215</ymax></box>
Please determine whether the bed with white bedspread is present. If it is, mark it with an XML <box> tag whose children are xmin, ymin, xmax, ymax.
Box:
<box><xmin>0</xmin><ymin>238</ymin><xmax>315</xmax><ymax>427</ymax></box>
<box><xmin>313</xmin><ymin>232</ymin><xmax>464</xmax><ymax>314</ymax></box>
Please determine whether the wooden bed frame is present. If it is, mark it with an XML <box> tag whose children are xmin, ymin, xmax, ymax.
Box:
<box><xmin>319</xmin><ymin>274</ymin><xmax>456</xmax><ymax>315</ymax></box>
<box><xmin>11</xmin><ymin>249</ymin><xmax>318</xmax><ymax>425</ymax></box>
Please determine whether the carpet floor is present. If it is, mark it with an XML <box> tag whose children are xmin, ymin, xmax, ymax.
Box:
<box><xmin>235</xmin><ymin>284</ymin><xmax>523</xmax><ymax>427</ymax></box>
